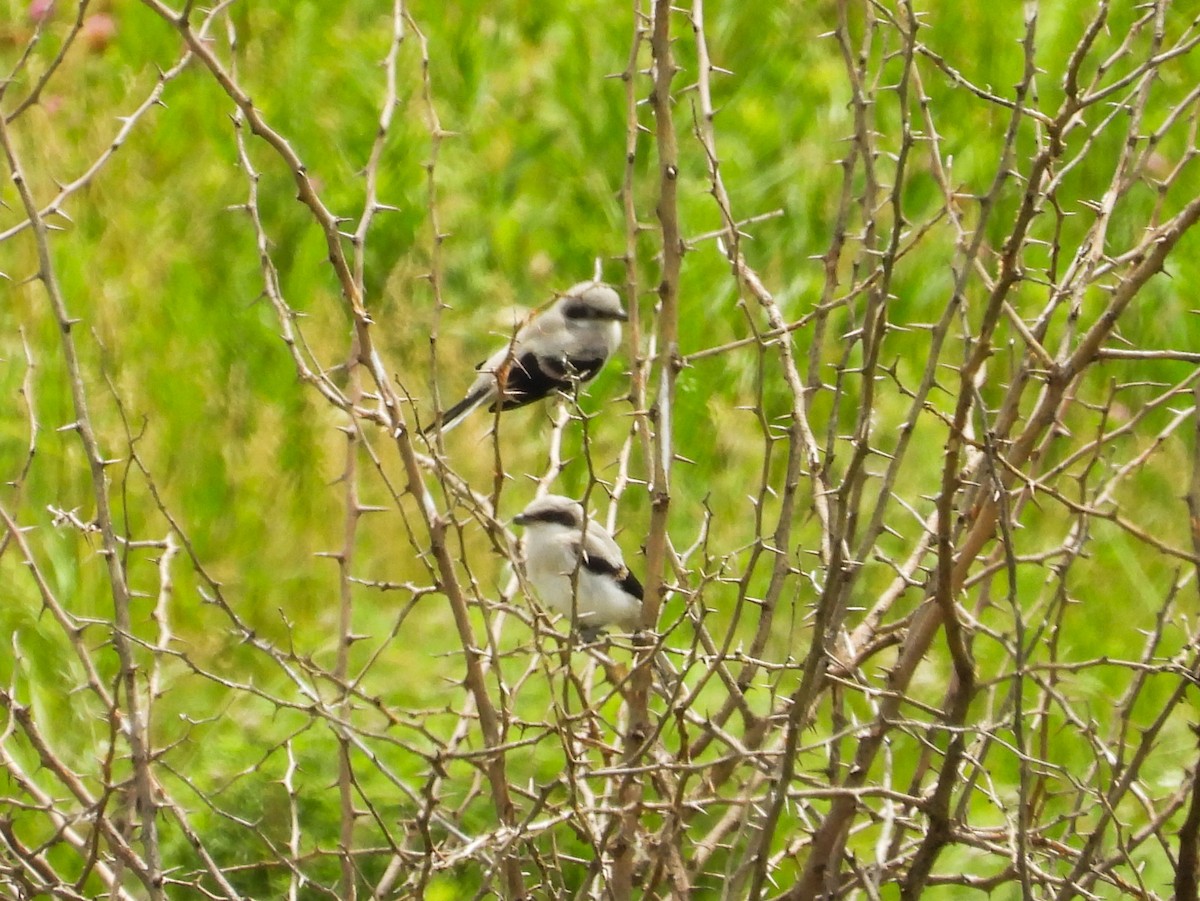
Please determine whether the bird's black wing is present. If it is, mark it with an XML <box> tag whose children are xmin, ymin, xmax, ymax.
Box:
<box><xmin>490</xmin><ymin>352</ymin><xmax>569</xmax><ymax>411</ymax></box>
<box><xmin>616</xmin><ymin>567</ymin><xmax>643</xmax><ymax>601</ymax></box>
<box><xmin>579</xmin><ymin>547</ymin><xmax>644</xmax><ymax>601</ymax></box>
<box><xmin>485</xmin><ymin>350</ymin><xmax>609</xmax><ymax>412</ymax></box>
<box><xmin>541</xmin><ymin>354</ymin><xmax>606</xmax><ymax>384</ymax></box>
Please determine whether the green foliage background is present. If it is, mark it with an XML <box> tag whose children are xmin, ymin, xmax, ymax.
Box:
<box><xmin>2</xmin><ymin>0</ymin><xmax>1200</xmax><ymax>897</ymax></box>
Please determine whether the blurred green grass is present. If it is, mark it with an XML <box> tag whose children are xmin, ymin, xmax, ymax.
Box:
<box><xmin>3</xmin><ymin>0</ymin><xmax>1200</xmax><ymax>895</ymax></box>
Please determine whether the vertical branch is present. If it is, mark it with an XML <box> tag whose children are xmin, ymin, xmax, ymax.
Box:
<box><xmin>140</xmin><ymin>4</ymin><xmax>528</xmax><ymax>894</ymax></box>
<box><xmin>789</xmin><ymin>6</ymin><xmax>1042</xmax><ymax>897</ymax></box>
<box><xmin>0</xmin><ymin>107</ymin><xmax>165</xmax><ymax>901</ymax></box>
<box><xmin>335</xmin><ymin>382</ymin><xmax>363</xmax><ymax>900</ymax></box>
<box><xmin>411</xmin><ymin>10</ymin><xmax>451</xmax><ymax>439</ymax></box>
<box><xmin>643</xmin><ymin>0</ymin><xmax>683</xmax><ymax>610</ymax></box>
<box><xmin>284</xmin><ymin>741</ymin><xmax>303</xmax><ymax>901</ymax></box>
<box><xmin>337</xmin><ymin>3</ymin><xmax>410</xmax><ymax>894</ymax></box>
<box><xmin>351</xmin><ymin>1</ymin><xmax>406</xmax><ymax>293</ymax></box>
<box><xmin>1173</xmin><ymin>382</ymin><xmax>1200</xmax><ymax>901</ymax></box>
<box><xmin>148</xmin><ymin>533</ymin><xmax>178</xmax><ymax>720</ymax></box>
<box><xmin>620</xmin><ymin>0</ymin><xmax>649</xmax><ymax>442</ymax></box>
<box><xmin>613</xmin><ymin>0</ymin><xmax>680</xmax><ymax>895</ymax></box>
<box><xmin>0</xmin><ymin>330</ymin><xmax>39</xmax><ymax>561</ymax></box>
<box><xmin>689</xmin><ymin>2</ymin><xmax>845</xmax><ymax>895</ymax></box>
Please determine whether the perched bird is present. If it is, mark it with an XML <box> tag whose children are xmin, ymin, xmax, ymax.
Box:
<box><xmin>425</xmin><ymin>281</ymin><xmax>627</xmax><ymax>435</ymax></box>
<box><xmin>513</xmin><ymin>494</ymin><xmax>643</xmax><ymax>638</ymax></box>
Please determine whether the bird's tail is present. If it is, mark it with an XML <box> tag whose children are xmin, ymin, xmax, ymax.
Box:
<box><xmin>423</xmin><ymin>388</ymin><xmax>490</xmax><ymax>437</ymax></box>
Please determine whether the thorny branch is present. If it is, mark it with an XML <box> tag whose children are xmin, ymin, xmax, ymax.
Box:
<box><xmin>3</xmin><ymin>1</ymin><xmax>1200</xmax><ymax>898</ymax></box>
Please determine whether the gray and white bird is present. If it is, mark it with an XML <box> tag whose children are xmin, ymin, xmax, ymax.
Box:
<box><xmin>513</xmin><ymin>494</ymin><xmax>643</xmax><ymax>637</ymax></box>
<box><xmin>426</xmin><ymin>281</ymin><xmax>627</xmax><ymax>435</ymax></box>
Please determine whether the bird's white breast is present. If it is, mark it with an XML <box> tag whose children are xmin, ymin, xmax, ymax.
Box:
<box><xmin>522</xmin><ymin>527</ymin><xmax>640</xmax><ymax>630</ymax></box>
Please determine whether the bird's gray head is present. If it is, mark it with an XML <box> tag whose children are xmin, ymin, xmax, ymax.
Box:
<box><xmin>556</xmin><ymin>282</ymin><xmax>628</xmax><ymax>324</ymax></box>
<box><xmin>513</xmin><ymin>494</ymin><xmax>586</xmax><ymax>530</ymax></box>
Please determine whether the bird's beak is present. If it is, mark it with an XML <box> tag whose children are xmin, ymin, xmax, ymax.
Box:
<box><xmin>512</xmin><ymin>512</ymin><xmax>530</xmax><ymax>526</ymax></box>
<box><xmin>614</xmin><ymin>308</ymin><xmax>629</xmax><ymax>322</ymax></box>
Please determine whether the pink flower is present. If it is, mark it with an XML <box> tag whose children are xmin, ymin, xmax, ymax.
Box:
<box><xmin>29</xmin><ymin>0</ymin><xmax>55</xmax><ymax>22</ymax></box>
<box><xmin>81</xmin><ymin>13</ymin><xmax>117</xmax><ymax>53</ymax></box>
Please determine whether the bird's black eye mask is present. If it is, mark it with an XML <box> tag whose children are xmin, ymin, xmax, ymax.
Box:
<box><xmin>562</xmin><ymin>302</ymin><xmax>600</xmax><ymax>321</ymax></box>
<box><xmin>562</xmin><ymin>302</ymin><xmax>625</xmax><ymax>322</ymax></box>
<box><xmin>519</xmin><ymin>509</ymin><xmax>580</xmax><ymax>528</ymax></box>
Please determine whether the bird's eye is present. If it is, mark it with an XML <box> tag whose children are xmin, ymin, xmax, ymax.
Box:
<box><xmin>563</xmin><ymin>303</ymin><xmax>592</xmax><ymax>320</ymax></box>
<box><xmin>531</xmin><ymin>509</ymin><xmax>579</xmax><ymax>528</ymax></box>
